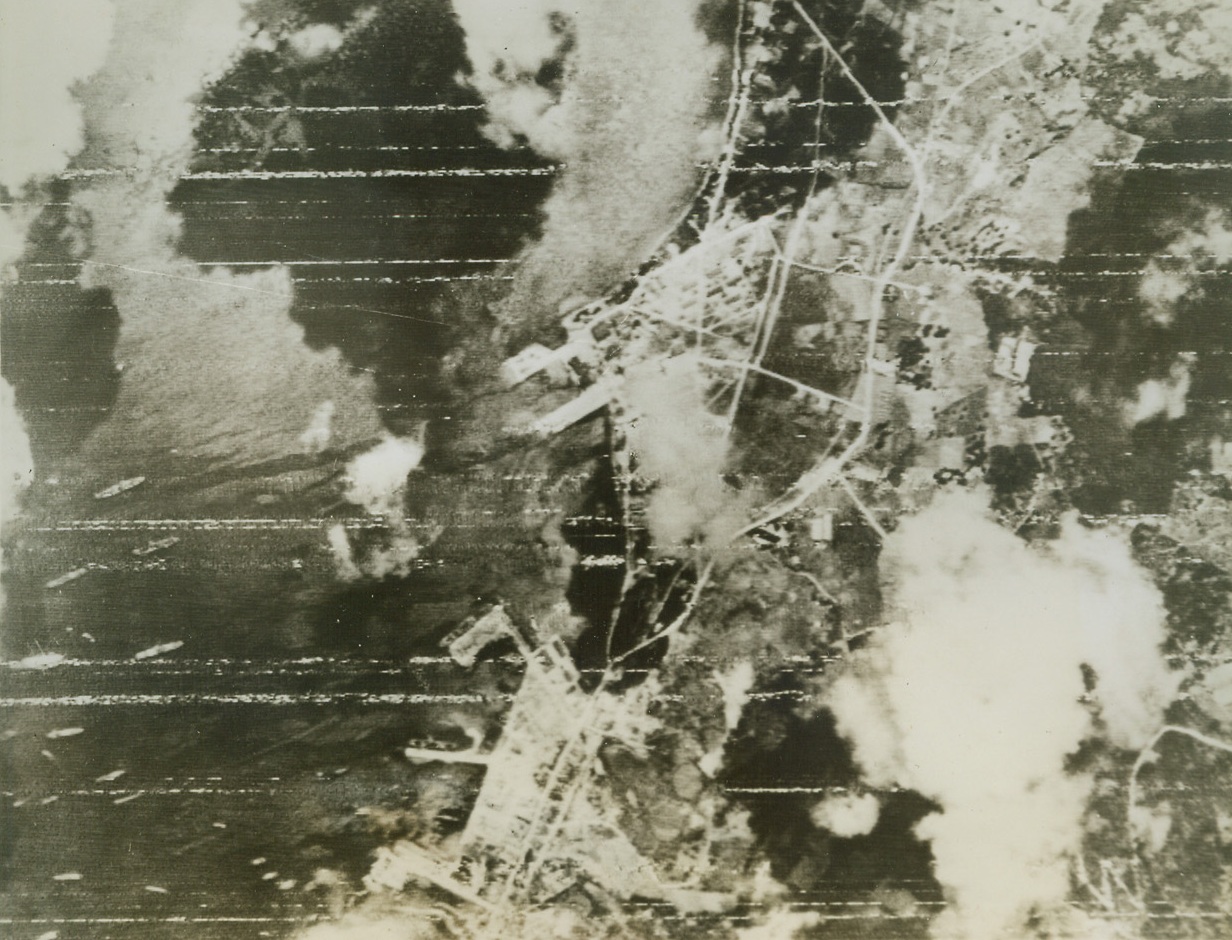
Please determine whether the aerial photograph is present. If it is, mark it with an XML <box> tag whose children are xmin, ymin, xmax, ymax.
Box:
<box><xmin>2</xmin><ymin>0</ymin><xmax>1232</xmax><ymax>937</ymax></box>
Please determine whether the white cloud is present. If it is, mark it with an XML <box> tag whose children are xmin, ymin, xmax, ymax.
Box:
<box><xmin>287</xmin><ymin>23</ymin><xmax>345</xmax><ymax>58</ymax></box>
<box><xmin>715</xmin><ymin>660</ymin><xmax>756</xmax><ymax>732</ymax></box>
<box><xmin>329</xmin><ymin>435</ymin><xmax>427</xmax><ymax>580</ymax></box>
<box><xmin>1138</xmin><ymin>264</ymin><xmax>1190</xmax><ymax>326</ymax></box>
<box><xmin>453</xmin><ymin>0</ymin><xmax>725</xmax><ymax>320</ymax></box>
<box><xmin>452</xmin><ymin>0</ymin><xmax>569</xmax><ymax>152</ymax></box>
<box><xmin>1</xmin><ymin>376</ymin><xmax>34</xmax><ymax>620</ymax></box>
<box><xmin>299</xmin><ymin>400</ymin><xmax>336</xmax><ymax>454</ymax></box>
<box><xmin>296</xmin><ymin>903</ymin><xmax>441</xmax><ymax>940</ymax></box>
<box><xmin>1138</xmin><ymin>210</ymin><xmax>1232</xmax><ymax>326</ymax></box>
<box><xmin>0</xmin><ymin>0</ymin><xmax>113</xmax><ymax>622</ymax></box>
<box><xmin>734</xmin><ymin>910</ymin><xmax>821</xmax><ymax>940</ymax></box>
<box><xmin>1125</xmin><ymin>355</ymin><xmax>1193</xmax><ymax>426</ymax></box>
<box><xmin>827</xmin><ymin>489</ymin><xmax>1179</xmax><ymax>938</ymax></box>
<box><xmin>74</xmin><ymin>0</ymin><xmax>251</xmax><ymax>169</ymax></box>
<box><xmin>0</xmin><ymin>377</ymin><xmax>33</xmax><ymax>508</ymax></box>
<box><xmin>326</xmin><ymin>523</ymin><xmax>361</xmax><ymax>582</ymax></box>
<box><xmin>809</xmin><ymin>792</ymin><xmax>881</xmax><ymax>838</ymax></box>
<box><xmin>622</xmin><ymin>355</ymin><xmax>738</xmax><ymax>551</ymax></box>
<box><xmin>342</xmin><ymin>435</ymin><xmax>424</xmax><ymax>517</ymax></box>
<box><xmin>0</xmin><ymin>0</ymin><xmax>115</xmax><ymax>192</ymax></box>
<box><xmin>64</xmin><ymin>0</ymin><xmax>383</xmax><ymax>469</ymax></box>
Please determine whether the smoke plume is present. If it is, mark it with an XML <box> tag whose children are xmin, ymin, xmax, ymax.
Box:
<box><xmin>826</xmin><ymin>489</ymin><xmax>1179</xmax><ymax>938</ymax></box>
<box><xmin>330</xmin><ymin>434</ymin><xmax>426</xmax><ymax>580</ymax></box>
<box><xmin>0</xmin><ymin>0</ymin><xmax>116</xmax><ymax>193</ymax></box>
<box><xmin>623</xmin><ymin>356</ymin><xmax>742</xmax><ymax>552</ymax></box>
<box><xmin>0</xmin><ymin>376</ymin><xmax>34</xmax><ymax>624</ymax></box>
<box><xmin>1</xmin><ymin>228</ymin><xmax>34</xmax><ymax>619</ymax></box>
<box><xmin>1126</xmin><ymin>356</ymin><xmax>1193</xmax><ymax>426</ymax></box>
<box><xmin>810</xmin><ymin>792</ymin><xmax>881</xmax><ymax>838</ymax></box>
<box><xmin>66</xmin><ymin>0</ymin><xmax>382</xmax><ymax>472</ymax></box>
<box><xmin>297</xmin><ymin>901</ymin><xmax>440</xmax><ymax>940</ymax></box>
<box><xmin>0</xmin><ymin>377</ymin><xmax>32</xmax><ymax>523</ymax></box>
<box><xmin>0</xmin><ymin>0</ymin><xmax>115</xmax><ymax>618</ymax></box>
<box><xmin>452</xmin><ymin>0</ymin><xmax>726</xmax><ymax>323</ymax></box>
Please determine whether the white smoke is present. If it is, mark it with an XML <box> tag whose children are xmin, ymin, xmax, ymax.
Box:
<box><xmin>1</xmin><ymin>226</ymin><xmax>34</xmax><ymax>580</ymax></box>
<box><xmin>622</xmin><ymin>355</ymin><xmax>741</xmax><ymax>552</ymax></box>
<box><xmin>275</xmin><ymin>7</ymin><xmax>377</xmax><ymax>60</ymax></box>
<box><xmin>299</xmin><ymin>400</ymin><xmax>336</xmax><ymax>453</ymax></box>
<box><xmin>0</xmin><ymin>0</ymin><xmax>115</xmax><ymax>621</ymax></box>
<box><xmin>0</xmin><ymin>207</ymin><xmax>30</xmax><ymax>274</ymax></box>
<box><xmin>451</xmin><ymin>0</ymin><xmax>569</xmax><ymax>152</ymax></box>
<box><xmin>1139</xmin><ymin>209</ymin><xmax>1232</xmax><ymax>323</ymax></box>
<box><xmin>452</xmin><ymin>0</ymin><xmax>725</xmax><ymax>320</ymax></box>
<box><xmin>74</xmin><ymin>0</ymin><xmax>251</xmax><ymax>166</ymax></box>
<box><xmin>287</xmin><ymin>23</ymin><xmax>346</xmax><ymax>58</ymax></box>
<box><xmin>330</xmin><ymin>435</ymin><xmax>426</xmax><ymax>580</ymax></box>
<box><xmin>0</xmin><ymin>0</ymin><xmax>116</xmax><ymax>193</ymax></box>
<box><xmin>734</xmin><ymin>910</ymin><xmax>821</xmax><ymax>940</ymax></box>
<box><xmin>809</xmin><ymin>792</ymin><xmax>881</xmax><ymax>838</ymax></box>
<box><xmin>826</xmin><ymin>489</ymin><xmax>1180</xmax><ymax>938</ymax></box>
<box><xmin>0</xmin><ymin>377</ymin><xmax>33</xmax><ymax>511</ymax></box>
<box><xmin>65</xmin><ymin>0</ymin><xmax>383</xmax><ymax>471</ymax></box>
<box><xmin>700</xmin><ymin>660</ymin><xmax>756</xmax><ymax>777</ymax></box>
<box><xmin>326</xmin><ymin>523</ymin><xmax>362</xmax><ymax>582</ymax></box>
<box><xmin>1125</xmin><ymin>355</ymin><xmax>1194</xmax><ymax>426</ymax></box>
<box><xmin>343</xmin><ymin>435</ymin><xmax>425</xmax><ymax>516</ymax></box>
<box><xmin>1138</xmin><ymin>263</ymin><xmax>1191</xmax><ymax>327</ymax></box>
<box><xmin>0</xmin><ymin>376</ymin><xmax>34</xmax><ymax>624</ymax></box>
<box><xmin>296</xmin><ymin>902</ymin><xmax>441</xmax><ymax>940</ymax></box>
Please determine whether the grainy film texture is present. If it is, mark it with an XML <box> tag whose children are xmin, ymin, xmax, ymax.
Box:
<box><xmin>3</xmin><ymin>1</ymin><xmax>1232</xmax><ymax>938</ymax></box>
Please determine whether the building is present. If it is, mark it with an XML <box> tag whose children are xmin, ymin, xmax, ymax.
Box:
<box><xmin>529</xmin><ymin>381</ymin><xmax>619</xmax><ymax>437</ymax></box>
<box><xmin>809</xmin><ymin>512</ymin><xmax>835</xmax><ymax>543</ymax></box>
<box><xmin>993</xmin><ymin>334</ymin><xmax>1037</xmax><ymax>383</ymax></box>
<box><xmin>442</xmin><ymin>604</ymin><xmax>519</xmax><ymax>668</ymax></box>
<box><xmin>500</xmin><ymin>336</ymin><xmax>601</xmax><ymax>388</ymax></box>
<box><xmin>500</xmin><ymin>344</ymin><xmax>558</xmax><ymax>387</ymax></box>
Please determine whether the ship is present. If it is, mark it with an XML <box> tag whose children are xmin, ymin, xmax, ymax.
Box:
<box><xmin>133</xmin><ymin>640</ymin><xmax>184</xmax><ymax>661</ymax></box>
<box><xmin>45</xmin><ymin>567</ymin><xmax>90</xmax><ymax>589</ymax></box>
<box><xmin>132</xmin><ymin>536</ymin><xmax>180</xmax><ymax>557</ymax></box>
<box><xmin>93</xmin><ymin>476</ymin><xmax>146</xmax><ymax>499</ymax></box>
